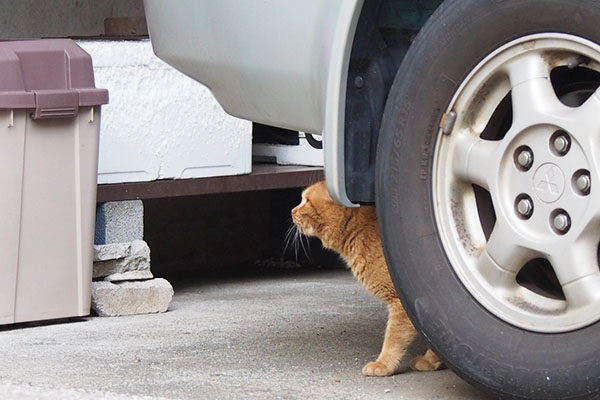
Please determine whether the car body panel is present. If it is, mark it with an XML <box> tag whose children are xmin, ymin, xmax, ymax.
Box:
<box><xmin>144</xmin><ymin>0</ymin><xmax>363</xmax><ymax>206</ymax></box>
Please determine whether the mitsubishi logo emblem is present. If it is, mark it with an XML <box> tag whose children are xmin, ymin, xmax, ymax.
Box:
<box><xmin>537</xmin><ymin>167</ymin><xmax>560</xmax><ymax>195</ymax></box>
<box><xmin>533</xmin><ymin>163</ymin><xmax>565</xmax><ymax>203</ymax></box>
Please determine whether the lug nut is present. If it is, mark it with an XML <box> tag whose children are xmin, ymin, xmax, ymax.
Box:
<box><xmin>553</xmin><ymin>212</ymin><xmax>571</xmax><ymax>233</ymax></box>
<box><xmin>575</xmin><ymin>173</ymin><xmax>591</xmax><ymax>194</ymax></box>
<box><xmin>516</xmin><ymin>197</ymin><xmax>534</xmax><ymax>218</ymax></box>
<box><xmin>516</xmin><ymin>149</ymin><xmax>533</xmax><ymax>170</ymax></box>
<box><xmin>553</xmin><ymin>134</ymin><xmax>570</xmax><ymax>155</ymax></box>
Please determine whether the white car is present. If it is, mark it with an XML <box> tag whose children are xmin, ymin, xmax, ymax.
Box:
<box><xmin>144</xmin><ymin>1</ymin><xmax>600</xmax><ymax>398</ymax></box>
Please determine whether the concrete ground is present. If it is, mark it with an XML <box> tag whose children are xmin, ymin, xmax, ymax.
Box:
<box><xmin>0</xmin><ymin>267</ymin><xmax>491</xmax><ymax>400</ymax></box>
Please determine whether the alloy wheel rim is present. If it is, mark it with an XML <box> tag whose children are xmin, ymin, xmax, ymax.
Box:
<box><xmin>433</xmin><ymin>33</ymin><xmax>600</xmax><ymax>333</ymax></box>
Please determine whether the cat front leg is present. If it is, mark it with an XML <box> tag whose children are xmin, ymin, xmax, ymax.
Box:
<box><xmin>362</xmin><ymin>300</ymin><xmax>417</xmax><ymax>376</ymax></box>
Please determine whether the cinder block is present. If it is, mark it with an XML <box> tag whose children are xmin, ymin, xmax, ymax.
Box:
<box><xmin>93</xmin><ymin>240</ymin><xmax>151</xmax><ymax>280</ymax></box>
<box><xmin>93</xmin><ymin>242</ymin><xmax>132</xmax><ymax>261</ymax></box>
<box><xmin>91</xmin><ymin>278</ymin><xmax>174</xmax><ymax>317</ymax></box>
<box><xmin>95</xmin><ymin>200</ymin><xmax>143</xmax><ymax>245</ymax></box>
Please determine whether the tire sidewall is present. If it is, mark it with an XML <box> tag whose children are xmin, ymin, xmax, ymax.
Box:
<box><xmin>377</xmin><ymin>1</ymin><xmax>600</xmax><ymax>398</ymax></box>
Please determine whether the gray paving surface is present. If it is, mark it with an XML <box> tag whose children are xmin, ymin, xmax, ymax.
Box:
<box><xmin>0</xmin><ymin>267</ymin><xmax>491</xmax><ymax>399</ymax></box>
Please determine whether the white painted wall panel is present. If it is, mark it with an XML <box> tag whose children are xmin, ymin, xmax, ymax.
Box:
<box><xmin>78</xmin><ymin>40</ymin><xmax>252</xmax><ymax>184</ymax></box>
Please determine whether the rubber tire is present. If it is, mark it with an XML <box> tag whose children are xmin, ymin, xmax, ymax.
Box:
<box><xmin>376</xmin><ymin>1</ymin><xmax>600</xmax><ymax>399</ymax></box>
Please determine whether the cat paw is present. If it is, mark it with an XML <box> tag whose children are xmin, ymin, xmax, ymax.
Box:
<box><xmin>410</xmin><ymin>356</ymin><xmax>443</xmax><ymax>372</ymax></box>
<box><xmin>362</xmin><ymin>361</ymin><xmax>396</xmax><ymax>376</ymax></box>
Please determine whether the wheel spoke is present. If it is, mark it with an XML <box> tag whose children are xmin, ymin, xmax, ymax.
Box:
<box><xmin>472</xmin><ymin>222</ymin><xmax>533</xmax><ymax>291</ymax></box>
<box><xmin>550</xmin><ymin>244</ymin><xmax>600</xmax><ymax>308</ymax></box>
<box><xmin>474</xmin><ymin>249</ymin><xmax>517</xmax><ymax>291</ymax></box>
<box><xmin>575</xmin><ymin>206</ymin><xmax>600</xmax><ymax>245</ymax></box>
<box><xmin>510</xmin><ymin>79</ymin><xmax>564</xmax><ymax>129</ymax></box>
<box><xmin>505</xmin><ymin>53</ymin><xmax>564</xmax><ymax>129</ymax></box>
<box><xmin>451</xmin><ymin>133</ymin><xmax>497</xmax><ymax>190</ymax></box>
<box><xmin>570</xmin><ymin>87</ymin><xmax>600</xmax><ymax>146</ymax></box>
<box><xmin>505</xmin><ymin>51</ymin><xmax>549</xmax><ymax>88</ymax></box>
<box><xmin>484</xmin><ymin>222</ymin><xmax>533</xmax><ymax>275</ymax></box>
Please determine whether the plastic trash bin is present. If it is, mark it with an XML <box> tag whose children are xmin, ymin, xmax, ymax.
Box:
<box><xmin>0</xmin><ymin>39</ymin><xmax>108</xmax><ymax>324</ymax></box>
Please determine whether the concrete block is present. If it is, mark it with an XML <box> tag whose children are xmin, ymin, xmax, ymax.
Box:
<box><xmin>93</xmin><ymin>242</ymin><xmax>132</xmax><ymax>261</ymax></box>
<box><xmin>93</xmin><ymin>240</ymin><xmax>151</xmax><ymax>279</ymax></box>
<box><xmin>91</xmin><ymin>278</ymin><xmax>174</xmax><ymax>317</ymax></box>
<box><xmin>95</xmin><ymin>200</ymin><xmax>143</xmax><ymax>245</ymax></box>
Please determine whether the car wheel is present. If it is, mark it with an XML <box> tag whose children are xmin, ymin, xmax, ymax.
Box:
<box><xmin>376</xmin><ymin>0</ymin><xmax>600</xmax><ymax>398</ymax></box>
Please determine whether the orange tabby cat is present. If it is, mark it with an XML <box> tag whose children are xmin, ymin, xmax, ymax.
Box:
<box><xmin>291</xmin><ymin>181</ymin><xmax>441</xmax><ymax>376</ymax></box>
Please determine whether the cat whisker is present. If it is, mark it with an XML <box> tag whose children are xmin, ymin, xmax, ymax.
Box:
<box><xmin>296</xmin><ymin>228</ymin><xmax>311</xmax><ymax>261</ymax></box>
<box><xmin>285</xmin><ymin>225</ymin><xmax>303</xmax><ymax>262</ymax></box>
<box><xmin>292</xmin><ymin>226</ymin><xmax>301</xmax><ymax>262</ymax></box>
<box><xmin>281</xmin><ymin>222</ymin><xmax>297</xmax><ymax>260</ymax></box>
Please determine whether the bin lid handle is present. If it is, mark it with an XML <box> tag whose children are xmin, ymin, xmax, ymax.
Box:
<box><xmin>32</xmin><ymin>90</ymin><xmax>79</xmax><ymax>119</ymax></box>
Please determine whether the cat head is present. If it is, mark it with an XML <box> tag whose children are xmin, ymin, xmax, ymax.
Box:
<box><xmin>291</xmin><ymin>181</ymin><xmax>351</xmax><ymax>241</ymax></box>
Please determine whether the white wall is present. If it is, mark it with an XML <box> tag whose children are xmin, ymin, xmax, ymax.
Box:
<box><xmin>78</xmin><ymin>40</ymin><xmax>252</xmax><ymax>184</ymax></box>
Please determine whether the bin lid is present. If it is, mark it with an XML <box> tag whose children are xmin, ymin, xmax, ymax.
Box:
<box><xmin>0</xmin><ymin>39</ymin><xmax>108</xmax><ymax>119</ymax></box>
